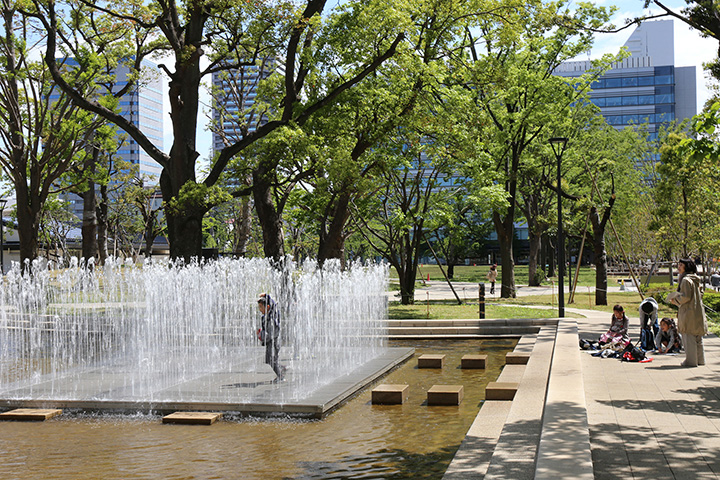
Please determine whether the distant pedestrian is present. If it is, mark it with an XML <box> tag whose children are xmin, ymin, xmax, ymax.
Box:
<box><xmin>257</xmin><ymin>293</ymin><xmax>286</xmax><ymax>381</ymax></box>
<box><xmin>669</xmin><ymin>259</ymin><xmax>708</xmax><ymax>367</ymax></box>
<box><xmin>487</xmin><ymin>265</ymin><xmax>498</xmax><ymax>295</ymax></box>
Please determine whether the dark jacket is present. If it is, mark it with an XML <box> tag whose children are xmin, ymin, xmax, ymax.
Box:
<box><xmin>260</xmin><ymin>294</ymin><xmax>281</xmax><ymax>345</ymax></box>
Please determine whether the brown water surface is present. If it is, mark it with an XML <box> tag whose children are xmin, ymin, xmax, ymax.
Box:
<box><xmin>0</xmin><ymin>339</ymin><xmax>516</xmax><ymax>479</ymax></box>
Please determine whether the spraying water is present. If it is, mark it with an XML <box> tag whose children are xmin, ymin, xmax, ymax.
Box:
<box><xmin>0</xmin><ymin>257</ymin><xmax>389</xmax><ymax>406</ymax></box>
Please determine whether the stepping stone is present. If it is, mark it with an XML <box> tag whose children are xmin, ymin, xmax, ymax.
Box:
<box><xmin>461</xmin><ymin>354</ymin><xmax>487</xmax><ymax>369</ymax></box>
<box><xmin>0</xmin><ymin>408</ymin><xmax>63</xmax><ymax>421</ymax></box>
<box><xmin>162</xmin><ymin>412</ymin><xmax>223</xmax><ymax>425</ymax></box>
<box><xmin>418</xmin><ymin>354</ymin><xmax>445</xmax><ymax>368</ymax></box>
<box><xmin>505</xmin><ymin>352</ymin><xmax>531</xmax><ymax>365</ymax></box>
<box><xmin>427</xmin><ymin>385</ymin><xmax>464</xmax><ymax>405</ymax></box>
<box><xmin>486</xmin><ymin>382</ymin><xmax>519</xmax><ymax>400</ymax></box>
<box><xmin>372</xmin><ymin>384</ymin><xmax>409</xmax><ymax>405</ymax></box>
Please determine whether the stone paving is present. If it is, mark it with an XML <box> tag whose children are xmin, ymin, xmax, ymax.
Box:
<box><xmin>427</xmin><ymin>277</ymin><xmax>720</xmax><ymax>479</ymax></box>
<box><xmin>574</xmin><ymin>307</ymin><xmax>720</xmax><ymax>480</ymax></box>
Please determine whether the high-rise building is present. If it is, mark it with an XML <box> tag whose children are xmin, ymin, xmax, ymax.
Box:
<box><xmin>211</xmin><ymin>60</ymin><xmax>280</xmax><ymax>156</ymax></box>
<box><xmin>555</xmin><ymin>20</ymin><xmax>697</xmax><ymax>141</ymax></box>
<box><xmin>114</xmin><ymin>60</ymin><xmax>165</xmax><ymax>179</ymax></box>
<box><xmin>53</xmin><ymin>59</ymin><xmax>164</xmax><ymax>227</ymax></box>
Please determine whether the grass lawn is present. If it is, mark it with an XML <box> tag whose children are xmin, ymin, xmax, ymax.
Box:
<box><xmin>388</xmin><ymin>300</ymin><xmax>582</xmax><ymax>320</ymax></box>
<box><xmin>393</xmin><ymin>264</ymin><xmax>667</xmax><ymax>288</ymax></box>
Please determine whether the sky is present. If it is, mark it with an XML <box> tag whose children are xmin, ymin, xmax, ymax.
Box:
<box><xmin>184</xmin><ymin>1</ymin><xmax>719</xmax><ymax>165</ymax></box>
<box><xmin>575</xmin><ymin>1</ymin><xmax>717</xmax><ymax>109</ymax></box>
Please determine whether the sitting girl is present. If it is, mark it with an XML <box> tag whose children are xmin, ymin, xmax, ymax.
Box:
<box><xmin>655</xmin><ymin>317</ymin><xmax>682</xmax><ymax>354</ymax></box>
<box><xmin>599</xmin><ymin>304</ymin><xmax>630</xmax><ymax>348</ymax></box>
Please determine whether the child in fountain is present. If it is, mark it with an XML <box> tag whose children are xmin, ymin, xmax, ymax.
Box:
<box><xmin>257</xmin><ymin>293</ymin><xmax>286</xmax><ymax>381</ymax></box>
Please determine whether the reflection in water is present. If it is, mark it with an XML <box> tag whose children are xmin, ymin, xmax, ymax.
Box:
<box><xmin>0</xmin><ymin>339</ymin><xmax>516</xmax><ymax>479</ymax></box>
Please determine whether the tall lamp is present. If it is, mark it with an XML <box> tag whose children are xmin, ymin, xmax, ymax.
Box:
<box><xmin>0</xmin><ymin>198</ymin><xmax>7</xmax><ymax>274</ymax></box>
<box><xmin>549</xmin><ymin>138</ymin><xmax>568</xmax><ymax>318</ymax></box>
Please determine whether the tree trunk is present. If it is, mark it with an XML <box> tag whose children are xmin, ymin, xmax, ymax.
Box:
<box><xmin>593</xmin><ymin>230</ymin><xmax>608</xmax><ymax>306</ymax></box>
<box><xmin>234</xmin><ymin>196</ymin><xmax>253</xmax><ymax>257</ymax></box>
<box><xmin>494</xmin><ymin>212</ymin><xmax>516</xmax><ymax>298</ymax></box>
<box><xmin>528</xmin><ymin>231</ymin><xmax>542</xmax><ymax>286</ymax></box>
<box><xmin>160</xmin><ymin>171</ymin><xmax>204</xmax><ymax>263</ymax></box>
<box><xmin>81</xmin><ymin>180</ymin><xmax>98</xmax><ymax>264</ymax></box>
<box><xmin>318</xmin><ymin>192</ymin><xmax>351</xmax><ymax>267</ymax></box>
<box><xmin>398</xmin><ymin>262</ymin><xmax>416</xmax><ymax>305</ymax></box>
<box><xmin>252</xmin><ymin>167</ymin><xmax>285</xmax><ymax>261</ymax></box>
<box><xmin>97</xmin><ymin>184</ymin><xmax>109</xmax><ymax>265</ymax></box>
<box><xmin>15</xmin><ymin>188</ymin><xmax>40</xmax><ymax>270</ymax></box>
<box><xmin>144</xmin><ymin>214</ymin><xmax>155</xmax><ymax>258</ymax></box>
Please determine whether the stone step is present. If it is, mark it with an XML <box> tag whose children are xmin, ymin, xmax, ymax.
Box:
<box><xmin>428</xmin><ymin>385</ymin><xmax>464</xmax><ymax>405</ymax></box>
<box><xmin>0</xmin><ymin>408</ymin><xmax>63</xmax><ymax>421</ymax></box>
<box><xmin>485</xmin><ymin>382</ymin><xmax>519</xmax><ymax>401</ymax></box>
<box><xmin>385</xmin><ymin>319</ymin><xmax>557</xmax><ymax>328</ymax></box>
<box><xmin>461</xmin><ymin>354</ymin><xmax>488</xmax><ymax>369</ymax></box>
<box><xmin>418</xmin><ymin>354</ymin><xmax>446</xmax><ymax>368</ymax></box>
<box><xmin>371</xmin><ymin>384</ymin><xmax>409</xmax><ymax>405</ymax></box>
<box><xmin>387</xmin><ymin>326</ymin><xmax>541</xmax><ymax>336</ymax></box>
<box><xmin>162</xmin><ymin>412</ymin><xmax>223</xmax><ymax>425</ymax></box>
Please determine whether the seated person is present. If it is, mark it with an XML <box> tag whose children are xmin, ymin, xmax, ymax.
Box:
<box><xmin>655</xmin><ymin>317</ymin><xmax>682</xmax><ymax>354</ymax></box>
<box><xmin>599</xmin><ymin>304</ymin><xmax>630</xmax><ymax>348</ymax></box>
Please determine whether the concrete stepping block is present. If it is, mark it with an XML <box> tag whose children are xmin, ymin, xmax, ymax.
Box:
<box><xmin>505</xmin><ymin>352</ymin><xmax>531</xmax><ymax>364</ymax></box>
<box><xmin>0</xmin><ymin>408</ymin><xmax>63</xmax><ymax>421</ymax></box>
<box><xmin>486</xmin><ymin>382</ymin><xmax>519</xmax><ymax>400</ymax></box>
<box><xmin>418</xmin><ymin>354</ymin><xmax>445</xmax><ymax>368</ymax></box>
<box><xmin>162</xmin><ymin>412</ymin><xmax>223</xmax><ymax>425</ymax></box>
<box><xmin>372</xmin><ymin>384</ymin><xmax>409</xmax><ymax>405</ymax></box>
<box><xmin>427</xmin><ymin>385</ymin><xmax>464</xmax><ymax>405</ymax></box>
<box><xmin>461</xmin><ymin>354</ymin><xmax>487</xmax><ymax>369</ymax></box>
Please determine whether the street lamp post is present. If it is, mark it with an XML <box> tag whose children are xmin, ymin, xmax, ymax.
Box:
<box><xmin>0</xmin><ymin>198</ymin><xmax>7</xmax><ymax>274</ymax></box>
<box><xmin>549</xmin><ymin>138</ymin><xmax>568</xmax><ymax>318</ymax></box>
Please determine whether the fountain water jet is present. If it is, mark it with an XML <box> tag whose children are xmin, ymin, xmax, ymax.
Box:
<box><xmin>0</xmin><ymin>257</ymin><xmax>408</xmax><ymax>416</ymax></box>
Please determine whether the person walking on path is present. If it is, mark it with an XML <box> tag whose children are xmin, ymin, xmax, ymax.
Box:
<box><xmin>669</xmin><ymin>259</ymin><xmax>708</xmax><ymax>367</ymax></box>
<box><xmin>257</xmin><ymin>293</ymin><xmax>286</xmax><ymax>381</ymax></box>
<box><xmin>487</xmin><ymin>265</ymin><xmax>498</xmax><ymax>295</ymax></box>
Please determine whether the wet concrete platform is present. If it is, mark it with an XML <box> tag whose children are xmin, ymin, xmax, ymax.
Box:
<box><xmin>0</xmin><ymin>347</ymin><xmax>414</xmax><ymax>419</ymax></box>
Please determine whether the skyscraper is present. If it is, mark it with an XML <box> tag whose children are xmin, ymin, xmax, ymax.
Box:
<box><xmin>211</xmin><ymin>59</ymin><xmax>279</xmax><ymax>156</ymax></box>
<box><xmin>555</xmin><ymin>20</ymin><xmax>697</xmax><ymax>140</ymax></box>
<box><xmin>114</xmin><ymin>60</ymin><xmax>165</xmax><ymax>179</ymax></box>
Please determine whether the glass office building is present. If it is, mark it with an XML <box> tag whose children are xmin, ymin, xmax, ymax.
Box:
<box><xmin>211</xmin><ymin>60</ymin><xmax>280</xmax><ymax>155</ymax></box>
<box><xmin>114</xmin><ymin>60</ymin><xmax>165</xmax><ymax>179</ymax></box>
<box><xmin>555</xmin><ymin>20</ymin><xmax>697</xmax><ymax>140</ymax></box>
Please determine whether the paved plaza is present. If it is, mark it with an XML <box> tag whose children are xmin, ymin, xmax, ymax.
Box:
<box><xmin>424</xmin><ymin>280</ymin><xmax>720</xmax><ymax>479</ymax></box>
<box><xmin>575</xmin><ymin>307</ymin><xmax>720</xmax><ymax>480</ymax></box>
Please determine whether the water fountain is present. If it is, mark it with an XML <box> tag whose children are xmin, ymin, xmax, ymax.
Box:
<box><xmin>0</xmin><ymin>257</ymin><xmax>411</xmax><ymax>416</ymax></box>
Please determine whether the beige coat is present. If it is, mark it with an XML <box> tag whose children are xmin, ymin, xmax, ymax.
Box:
<box><xmin>487</xmin><ymin>270</ymin><xmax>498</xmax><ymax>282</ymax></box>
<box><xmin>674</xmin><ymin>273</ymin><xmax>708</xmax><ymax>336</ymax></box>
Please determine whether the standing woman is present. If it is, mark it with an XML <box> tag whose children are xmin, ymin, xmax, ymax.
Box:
<box><xmin>487</xmin><ymin>265</ymin><xmax>498</xmax><ymax>295</ymax></box>
<box><xmin>670</xmin><ymin>259</ymin><xmax>708</xmax><ymax>367</ymax></box>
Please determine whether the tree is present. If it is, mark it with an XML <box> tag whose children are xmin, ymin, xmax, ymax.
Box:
<box><xmin>29</xmin><ymin>0</ymin><xmax>405</xmax><ymax>262</ymax></box>
<box><xmin>457</xmin><ymin>1</ymin><xmax>615</xmax><ymax>297</ymax></box>
<box><xmin>0</xmin><ymin>5</ymin><xmax>102</xmax><ymax>267</ymax></box>
<box><xmin>353</xmin><ymin>133</ymin><xmax>455</xmax><ymax>305</ymax></box>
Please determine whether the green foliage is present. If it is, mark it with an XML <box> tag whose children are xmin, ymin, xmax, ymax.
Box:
<box><xmin>166</xmin><ymin>182</ymin><xmax>232</xmax><ymax>218</ymax></box>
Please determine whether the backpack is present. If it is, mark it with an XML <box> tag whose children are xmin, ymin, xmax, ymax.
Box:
<box><xmin>621</xmin><ymin>341</ymin><xmax>646</xmax><ymax>362</ymax></box>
